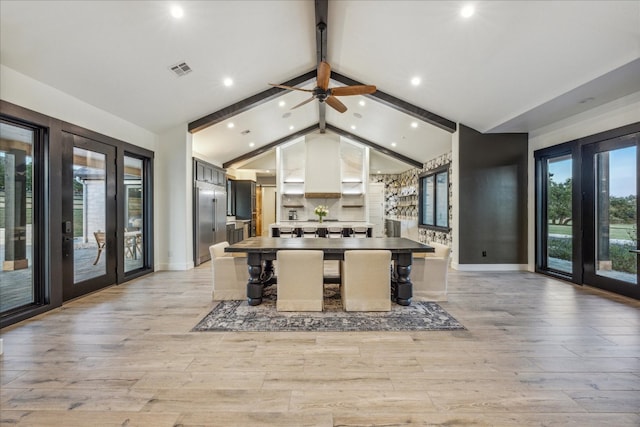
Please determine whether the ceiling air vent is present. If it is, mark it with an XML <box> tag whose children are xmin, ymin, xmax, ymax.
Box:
<box><xmin>169</xmin><ymin>62</ymin><xmax>192</xmax><ymax>77</ymax></box>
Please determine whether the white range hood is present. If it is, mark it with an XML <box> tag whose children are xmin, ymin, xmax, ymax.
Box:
<box><xmin>304</xmin><ymin>134</ymin><xmax>341</xmax><ymax>198</ymax></box>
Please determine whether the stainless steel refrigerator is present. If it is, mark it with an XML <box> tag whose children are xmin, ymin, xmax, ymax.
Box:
<box><xmin>193</xmin><ymin>181</ymin><xmax>226</xmax><ymax>265</ymax></box>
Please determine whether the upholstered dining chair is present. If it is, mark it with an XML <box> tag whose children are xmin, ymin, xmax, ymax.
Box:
<box><xmin>209</xmin><ymin>242</ymin><xmax>247</xmax><ymax>300</ymax></box>
<box><xmin>410</xmin><ymin>242</ymin><xmax>451</xmax><ymax>301</ymax></box>
<box><xmin>341</xmin><ymin>250</ymin><xmax>391</xmax><ymax>311</ymax></box>
<box><xmin>276</xmin><ymin>250</ymin><xmax>324</xmax><ymax>311</ymax></box>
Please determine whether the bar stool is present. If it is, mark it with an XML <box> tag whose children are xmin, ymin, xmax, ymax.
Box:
<box><xmin>327</xmin><ymin>226</ymin><xmax>343</xmax><ymax>238</ymax></box>
<box><xmin>278</xmin><ymin>226</ymin><xmax>295</xmax><ymax>238</ymax></box>
<box><xmin>352</xmin><ymin>226</ymin><xmax>369</xmax><ymax>238</ymax></box>
<box><xmin>302</xmin><ymin>227</ymin><xmax>318</xmax><ymax>238</ymax></box>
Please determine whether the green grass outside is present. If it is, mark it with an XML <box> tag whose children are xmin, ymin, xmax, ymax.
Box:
<box><xmin>549</xmin><ymin>223</ymin><xmax>636</xmax><ymax>241</ymax></box>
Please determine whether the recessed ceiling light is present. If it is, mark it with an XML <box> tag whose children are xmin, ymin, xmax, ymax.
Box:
<box><xmin>170</xmin><ymin>5</ymin><xmax>184</xmax><ymax>19</ymax></box>
<box><xmin>461</xmin><ymin>4</ymin><xmax>475</xmax><ymax>18</ymax></box>
<box><xmin>223</xmin><ymin>77</ymin><xmax>233</xmax><ymax>87</ymax></box>
<box><xmin>391</xmin><ymin>142</ymin><xmax>397</xmax><ymax>147</ymax></box>
<box><xmin>266</xmin><ymin>170</ymin><xmax>270</xmax><ymax>173</ymax></box>
<box><xmin>227</xmin><ymin>122</ymin><xmax>234</xmax><ymax>129</ymax></box>
<box><xmin>411</xmin><ymin>77</ymin><xmax>421</xmax><ymax>86</ymax></box>
<box><xmin>249</xmin><ymin>142</ymin><xmax>255</xmax><ymax>147</ymax></box>
<box><xmin>289</xmin><ymin>125</ymin><xmax>294</xmax><ymax>131</ymax></box>
<box><xmin>279</xmin><ymin>100</ymin><xmax>286</xmax><ymax>107</ymax></box>
<box><xmin>359</xmin><ymin>100</ymin><xmax>366</xmax><ymax>107</ymax></box>
<box><xmin>411</xmin><ymin>122</ymin><xmax>418</xmax><ymax>128</ymax></box>
<box><xmin>377</xmin><ymin>170</ymin><xmax>381</xmax><ymax>174</ymax></box>
<box><xmin>351</xmin><ymin>125</ymin><xmax>356</xmax><ymax>130</ymax></box>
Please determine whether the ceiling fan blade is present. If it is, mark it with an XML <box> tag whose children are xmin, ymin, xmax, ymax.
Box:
<box><xmin>330</xmin><ymin>85</ymin><xmax>377</xmax><ymax>96</ymax></box>
<box><xmin>317</xmin><ymin>61</ymin><xmax>331</xmax><ymax>90</ymax></box>
<box><xmin>325</xmin><ymin>95</ymin><xmax>347</xmax><ymax>113</ymax></box>
<box><xmin>269</xmin><ymin>83</ymin><xmax>314</xmax><ymax>92</ymax></box>
<box><xmin>291</xmin><ymin>96</ymin><xmax>316</xmax><ymax>110</ymax></box>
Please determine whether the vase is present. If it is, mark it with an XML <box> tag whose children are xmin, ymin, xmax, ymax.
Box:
<box><xmin>318</xmin><ymin>216</ymin><xmax>323</xmax><ymax>223</ymax></box>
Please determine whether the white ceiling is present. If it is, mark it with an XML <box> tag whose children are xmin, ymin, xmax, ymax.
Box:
<box><xmin>2</xmin><ymin>1</ymin><xmax>639</xmax><ymax>174</ymax></box>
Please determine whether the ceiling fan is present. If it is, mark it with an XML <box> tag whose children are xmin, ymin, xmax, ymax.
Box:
<box><xmin>269</xmin><ymin>61</ymin><xmax>376</xmax><ymax>113</ymax></box>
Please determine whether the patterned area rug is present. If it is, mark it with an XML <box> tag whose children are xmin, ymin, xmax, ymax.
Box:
<box><xmin>192</xmin><ymin>284</ymin><xmax>465</xmax><ymax>332</ymax></box>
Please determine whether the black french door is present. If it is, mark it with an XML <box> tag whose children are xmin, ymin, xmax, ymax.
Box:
<box><xmin>582</xmin><ymin>134</ymin><xmax>639</xmax><ymax>298</ymax></box>
<box><xmin>61</xmin><ymin>133</ymin><xmax>117</xmax><ymax>300</ymax></box>
<box><xmin>536</xmin><ymin>123</ymin><xmax>639</xmax><ymax>299</ymax></box>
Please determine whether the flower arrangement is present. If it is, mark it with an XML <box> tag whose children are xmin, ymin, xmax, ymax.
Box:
<box><xmin>314</xmin><ymin>205</ymin><xmax>329</xmax><ymax>223</ymax></box>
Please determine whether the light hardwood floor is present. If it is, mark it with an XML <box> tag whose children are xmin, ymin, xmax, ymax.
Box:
<box><xmin>1</xmin><ymin>265</ymin><xmax>639</xmax><ymax>426</ymax></box>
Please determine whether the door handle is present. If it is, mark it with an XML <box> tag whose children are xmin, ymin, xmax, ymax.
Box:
<box><xmin>630</xmin><ymin>249</ymin><xmax>640</xmax><ymax>254</ymax></box>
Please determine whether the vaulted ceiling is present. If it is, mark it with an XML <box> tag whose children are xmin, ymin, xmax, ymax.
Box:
<box><xmin>2</xmin><ymin>1</ymin><xmax>639</xmax><ymax>174</ymax></box>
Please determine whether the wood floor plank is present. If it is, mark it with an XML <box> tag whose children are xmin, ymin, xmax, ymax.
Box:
<box><xmin>1</xmin><ymin>266</ymin><xmax>639</xmax><ymax>425</ymax></box>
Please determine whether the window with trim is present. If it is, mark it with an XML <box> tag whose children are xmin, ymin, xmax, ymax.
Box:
<box><xmin>419</xmin><ymin>165</ymin><xmax>449</xmax><ymax>230</ymax></box>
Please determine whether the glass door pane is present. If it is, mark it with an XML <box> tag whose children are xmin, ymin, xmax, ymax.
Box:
<box><xmin>546</xmin><ymin>155</ymin><xmax>573</xmax><ymax>274</ymax></box>
<box><xmin>124</xmin><ymin>156</ymin><xmax>144</xmax><ymax>272</ymax></box>
<box><xmin>63</xmin><ymin>134</ymin><xmax>116</xmax><ymax>301</ymax></box>
<box><xmin>594</xmin><ymin>145</ymin><xmax>637</xmax><ymax>284</ymax></box>
<box><xmin>0</xmin><ymin>121</ymin><xmax>35</xmax><ymax>313</ymax></box>
<box><xmin>73</xmin><ymin>147</ymin><xmax>107</xmax><ymax>283</ymax></box>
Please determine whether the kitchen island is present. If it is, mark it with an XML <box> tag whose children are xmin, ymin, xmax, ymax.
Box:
<box><xmin>269</xmin><ymin>221</ymin><xmax>375</xmax><ymax>238</ymax></box>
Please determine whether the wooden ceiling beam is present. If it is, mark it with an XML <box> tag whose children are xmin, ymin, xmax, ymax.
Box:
<box><xmin>188</xmin><ymin>70</ymin><xmax>316</xmax><ymax>133</ymax></box>
<box><xmin>315</xmin><ymin>0</ymin><xmax>328</xmax><ymax>64</ymax></box>
<box><xmin>223</xmin><ymin>122</ymin><xmax>423</xmax><ymax>170</ymax></box>
<box><xmin>325</xmin><ymin>123</ymin><xmax>423</xmax><ymax>169</ymax></box>
<box><xmin>316</xmin><ymin>0</ymin><xmax>328</xmax><ymax>132</ymax></box>
<box><xmin>222</xmin><ymin>124</ymin><xmax>320</xmax><ymax>169</ymax></box>
<box><xmin>330</xmin><ymin>71</ymin><xmax>457</xmax><ymax>134</ymax></box>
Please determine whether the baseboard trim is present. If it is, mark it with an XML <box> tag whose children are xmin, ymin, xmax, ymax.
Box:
<box><xmin>155</xmin><ymin>261</ymin><xmax>195</xmax><ymax>271</ymax></box>
<box><xmin>452</xmin><ymin>263</ymin><xmax>528</xmax><ymax>271</ymax></box>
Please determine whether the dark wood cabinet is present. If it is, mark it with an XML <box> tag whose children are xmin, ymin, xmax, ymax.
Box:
<box><xmin>194</xmin><ymin>158</ymin><xmax>225</xmax><ymax>186</ymax></box>
<box><xmin>231</xmin><ymin>180</ymin><xmax>256</xmax><ymax>237</ymax></box>
<box><xmin>226</xmin><ymin>223</ymin><xmax>244</xmax><ymax>244</ymax></box>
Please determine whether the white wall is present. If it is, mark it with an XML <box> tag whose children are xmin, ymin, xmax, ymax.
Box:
<box><xmin>527</xmin><ymin>91</ymin><xmax>640</xmax><ymax>270</ymax></box>
<box><xmin>451</xmin><ymin>129</ymin><xmax>460</xmax><ymax>269</ymax></box>
<box><xmin>1</xmin><ymin>64</ymin><xmax>196</xmax><ymax>272</ymax></box>
<box><xmin>155</xmin><ymin>125</ymin><xmax>193</xmax><ymax>271</ymax></box>
<box><xmin>0</xmin><ymin>65</ymin><xmax>157</xmax><ymax>151</ymax></box>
